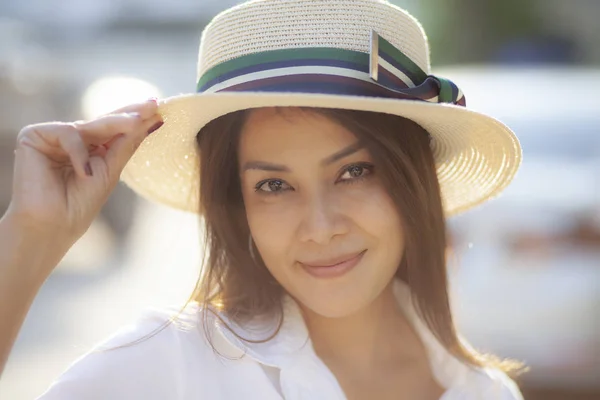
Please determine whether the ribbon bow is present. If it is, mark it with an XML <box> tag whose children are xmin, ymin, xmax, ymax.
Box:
<box><xmin>369</xmin><ymin>31</ymin><xmax>465</xmax><ymax>106</ymax></box>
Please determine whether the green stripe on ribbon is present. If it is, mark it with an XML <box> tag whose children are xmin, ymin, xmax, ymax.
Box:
<box><xmin>377</xmin><ymin>35</ymin><xmax>427</xmax><ymax>83</ymax></box>
<box><xmin>197</xmin><ymin>47</ymin><xmax>370</xmax><ymax>90</ymax></box>
<box><xmin>436</xmin><ymin>77</ymin><xmax>454</xmax><ymax>103</ymax></box>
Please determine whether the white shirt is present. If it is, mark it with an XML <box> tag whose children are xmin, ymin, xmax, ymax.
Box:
<box><xmin>37</xmin><ymin>279</ymin><xmax>523</xmax><ymax>399</ymax></box>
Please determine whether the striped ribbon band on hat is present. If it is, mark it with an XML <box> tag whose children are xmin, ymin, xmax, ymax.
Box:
<box><xmin>197</xmin><ymin>31</ymin><xmax>466</xmax><ymax>107</ymax></box>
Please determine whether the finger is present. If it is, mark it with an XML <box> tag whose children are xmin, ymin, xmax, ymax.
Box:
<box><xmin>104</xmin><ymin>98</ymin><xmax>159</xmax><ymax>120</ymax></box>
<box><xmin>86</xmin><ymin>109</ymin><xmax>158</xmax><ymax>155</ymax></box>
<box><xmin>57</xmin><ymin>128</ymin><xmax>93</xmax><ymax>179</ymax></box>
<box><xmin>73</xmin><ymin>112</ymin><xmax>146</xmax><ymax>146</ymax></box>
<box><xmin>16</xmin><ymin>123</ymin><xmax>91</xmax><ymax>179</ymax></box>
<box><xmin>102</xmin><ymin>114</ymin><xmax>164</xmax><ymax>183</ymax></box>
<box><xmin>89</xmin><ymin>143</ymin><xmax>108</xmax><ymax>158</ymax></box>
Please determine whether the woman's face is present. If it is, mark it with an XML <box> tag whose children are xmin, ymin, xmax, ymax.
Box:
<box><xmin>238</xmin><ymin>108</ymin><xmax>405</xmax><ymax>317</ymax></box>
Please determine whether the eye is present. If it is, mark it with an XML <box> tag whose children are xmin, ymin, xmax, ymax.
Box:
<box><xmin>255</xmin><ymin>179</ymin><xmax>292</xmax><ymax>194</ymax></box>
<box><xmin>338</xmin><ymin>163</ymin><xmax>374</xmax><ymax>182</ymax></box>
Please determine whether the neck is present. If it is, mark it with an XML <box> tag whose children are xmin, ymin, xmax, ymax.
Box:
<box><xmin>300</xmin><ymin>280</ymin><xmax>424</xmax><ymax>371</ymax></box>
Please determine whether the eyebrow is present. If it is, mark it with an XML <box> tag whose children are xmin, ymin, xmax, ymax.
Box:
<box><xmin>242</xmin><ymin>141</ymin><xmax>365</xmax><ymax>172</ymax></box>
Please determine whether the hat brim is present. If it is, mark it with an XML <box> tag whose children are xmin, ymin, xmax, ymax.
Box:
<box><xmin>120</xmin><ymin>92</ymin><xmax>521</xmax><ymax>217</ymax></box>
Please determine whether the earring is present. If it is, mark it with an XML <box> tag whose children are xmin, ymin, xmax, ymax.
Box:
<box><xmin>248</xmin><ymin>234</ymin><xmax>258</xmax><ymax>263</ymax></box>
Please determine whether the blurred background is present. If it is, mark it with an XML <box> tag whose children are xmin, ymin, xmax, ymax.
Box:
<box><xmin>0</xmin><ymin>0</ymin><xmax>598</xmax><ymax>399</ymax></box>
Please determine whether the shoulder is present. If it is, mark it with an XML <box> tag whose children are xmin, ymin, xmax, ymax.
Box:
<box><xmin>37</xmin><ymin>304</ymin><xmax>238</xmax><ymax>400</ymax></box>
<box><xmin>470</xmin><ymin>367</ymin><xmax>524</xmax><ymax>400</ymax></box>
<box><xmin>448</xmin><ymin>334</ymin><xmax>524</xmax><ymax>399</ymax></box>
<box><xmin>443</xmin><ymin>365</ymin><xmax>523</xmax><ymax>400</ymax></box>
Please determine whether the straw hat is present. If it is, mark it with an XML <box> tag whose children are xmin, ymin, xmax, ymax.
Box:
<box><xmin>120</xmin><ymin>0</ymin><xmax>522</xmax><ymax>217</ymax></box>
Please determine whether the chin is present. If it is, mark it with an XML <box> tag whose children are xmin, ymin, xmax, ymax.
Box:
<box><xmin>291</xmin><ymin>277</ymin><xmax>381</xmax><ymax>318</ymax></box>
<box><xmin>303</xmin><ymin>298</ymin><xmax>368</xmax><ymax>319</ymax></box>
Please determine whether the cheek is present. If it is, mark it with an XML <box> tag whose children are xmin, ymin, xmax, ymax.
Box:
<box><xmin>346</xmin><ymin>184</ymin><xmax>405</xmax><ymax>272</ymax></box>
<box><xmin>244</xmin><ymin>195</ymin><xmax>300</xmax><ymax>270</ymax></box>
<box><xmin>344</xmin><ymin>183</ymin><xmax>404</xmax><ymax>242</ymax></box>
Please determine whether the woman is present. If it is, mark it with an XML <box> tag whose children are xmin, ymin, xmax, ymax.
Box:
<box><xmin>0</xmin><ymin>0</ymin><xmax>526</xmax><ymax>399</ymax></box>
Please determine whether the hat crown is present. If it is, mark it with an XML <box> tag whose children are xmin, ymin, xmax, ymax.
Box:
<box><xmin>197</xmin><ymin>0</ymin><xmax>431</xmax><ymax>80</ymax></box>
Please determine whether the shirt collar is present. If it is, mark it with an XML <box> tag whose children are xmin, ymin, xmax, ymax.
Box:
<box><xmin>213</xmin><ymin>278</ymin><xmax>474</xmax><ymax>388</ymax></box>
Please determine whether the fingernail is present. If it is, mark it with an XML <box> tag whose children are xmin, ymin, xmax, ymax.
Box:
<box><xmin>148</xmin><ymin>97</ymin><xmax>158</xmax><ymax>104</ymax></box>
<box><xmin>127</xmin><ymin>112</ymin><xmax>141</xmax><ymax>118</ymax></box>
<box><xmin>85</xmin><ymin>162</ymin><xmax>93</xmax><ymax>177</ymax></box>
<box><xmin>147</xmin><ymin>121</ymin><xmax>164</xmax><ymax>135</ymax></box>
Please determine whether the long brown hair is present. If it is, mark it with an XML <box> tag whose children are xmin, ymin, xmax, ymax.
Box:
<box><xmin>192</xmin><ymin>106</ymin><xmax>526</xmax><ymax>375</ymax></box>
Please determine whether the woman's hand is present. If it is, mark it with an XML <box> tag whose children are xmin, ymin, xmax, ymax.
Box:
<box><xmin>0</xmin><ymin>99</ymin><xmax>163</xmax><ymax>375</ymax></box>
<box><xmin>6</xmin><ymin>98</ymin><xmax>163</xmax><ymax>254</ymax></box>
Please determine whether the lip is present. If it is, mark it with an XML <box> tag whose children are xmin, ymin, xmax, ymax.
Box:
<box><xmin>299</xmin><ymin>250</ymin><xmax>367</xmax><ymax>279</ymax></box>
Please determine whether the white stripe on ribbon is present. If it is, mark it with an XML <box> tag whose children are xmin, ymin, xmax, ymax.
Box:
<box><xmin>378</xmin><ymin>58</ymin><xmax>416</xmax><ymax>88</ymax></box>
<box><xmin>202</xmin><ymin>66</ymin><xmax>373</xmax><ymax>93</ymax></box>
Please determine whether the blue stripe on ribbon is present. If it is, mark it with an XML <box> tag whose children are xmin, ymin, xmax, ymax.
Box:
<box><xmin>375</xmin><ymin>66</ymin><xmax>410</xmax><ymax>91</ymax></box>
<box><xmin>206</xmin><ymin>72</ymin><xmax>464</xmax><ymax>106</ymax></box>
<box><xmin>213</xmin><ymin>74</ymin><xmax>440</xmax><ymax>102</ymax></box>
<box><xmin>223</xmin><ymin>81</ymin><xmax>384</xmax><ymax>97</ymax></box>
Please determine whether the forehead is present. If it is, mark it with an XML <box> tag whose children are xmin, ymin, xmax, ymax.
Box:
<box><xmin>238</xmin><ymin>107</ymin><xmax>358</xmax><ymax>159</ymax></box>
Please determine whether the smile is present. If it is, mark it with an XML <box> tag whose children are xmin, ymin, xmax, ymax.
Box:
<box><xmin>299</xmin><ymin>250</ymin><xmax>367</xmax><ymax>279</ymax></box>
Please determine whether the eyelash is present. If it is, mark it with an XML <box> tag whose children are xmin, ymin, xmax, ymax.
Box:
<box><xmin>254</xmin><ymin>162</ymin><xmax>375</xmax><ymax>196</ymax></box>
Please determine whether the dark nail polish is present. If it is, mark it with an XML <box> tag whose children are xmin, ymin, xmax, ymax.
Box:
<box><xmin>85</xmin><ymin>162</ymin><xmax>93</xmax><ymax>177</ymax></box>
<box><xmin>147</xmin><ymin>121</ymin><xmax>164</xmax><ymax>135</ymax></box>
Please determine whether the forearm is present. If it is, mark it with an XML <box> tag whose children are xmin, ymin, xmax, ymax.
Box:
<box><xmin>0</xmin><ymin>213</ymin><xmax>69</xmax><ymax>376</ymax></box>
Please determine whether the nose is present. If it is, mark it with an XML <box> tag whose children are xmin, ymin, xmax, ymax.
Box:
<box><xmin>296</xmin><ymin>189</ymin><xmax>349</xmax><ymax>245</ymax></box>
